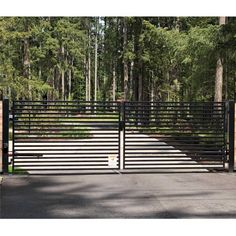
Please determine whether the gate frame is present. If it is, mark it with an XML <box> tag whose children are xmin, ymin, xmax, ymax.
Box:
<box><xmin>1</xmin><ymin>97</ymin><xmax>9</xmax><ymax>173</ymax></box>
<box><xmin>228</xmin><ymin>100</ymin><xmax>235</xmax><ymax>172</ymax></box>
<box><xmin>119</xmin><ymin>101</ymin><xmax>125</xmax><ymax>170</ymax></box>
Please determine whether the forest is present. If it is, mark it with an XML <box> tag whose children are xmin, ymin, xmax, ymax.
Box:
<box><xmin>0</xmin><ymin>17</ymin><xmax>236</xmax><ymax>103</ymax></box>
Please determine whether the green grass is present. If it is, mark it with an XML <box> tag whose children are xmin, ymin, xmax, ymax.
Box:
<box><xmin>8</xmin><ymin>165</ymin><xmax>28</xmax><ymax>174</ymax></box>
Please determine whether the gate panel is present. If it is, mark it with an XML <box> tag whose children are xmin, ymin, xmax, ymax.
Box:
<box><xmin>12</xmin><ymin>101</ymin><xmax>120</xmax><ymax>173</ymax></box>
<box><xmin>124</xmin><ymin>102</ymin><xmax>226</xmax><ymax>170</ymax></box>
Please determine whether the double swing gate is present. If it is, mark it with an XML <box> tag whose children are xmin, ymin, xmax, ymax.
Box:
<box><xmin>12</xmin><ymin>101</ymin><xmax>226</xmax><ymax>173</ymax></box>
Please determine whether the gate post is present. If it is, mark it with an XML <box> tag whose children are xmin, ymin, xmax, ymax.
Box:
<box><xmin>0</xmin><ymin>97</ymin><xmax>2</xmax><ymax>173</ymax></box>
<box><xmin>1</xmin><ymin>97</ymin><xmax>9</xmax><ymax>173</ymax></box>
<box><xmin>119</xmin><ymin>101</ymin><xmax>125</xmax><ymax>170</ymax></box>
<box><xmin>228</xmin><ymin>100</ymin><xmax>235</xmax><ymax>172</ymax></box>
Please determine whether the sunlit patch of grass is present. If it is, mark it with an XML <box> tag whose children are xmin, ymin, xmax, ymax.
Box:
<box><xmin>8</xmin><ymin>165</ymin><xmax>28</xmax><ymax>174</ymax></box>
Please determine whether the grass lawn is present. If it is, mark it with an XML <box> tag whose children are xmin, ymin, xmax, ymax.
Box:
<box><xmin>8</xmin><ymin>165</ymin><xmax>28</xmax><ymax>175</ymax></box>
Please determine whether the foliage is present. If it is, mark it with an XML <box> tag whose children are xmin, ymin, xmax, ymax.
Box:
<box><xmin>0</xmin><ymin>17</ymin><xmax>235</xmax><ymax>103</ymax></box>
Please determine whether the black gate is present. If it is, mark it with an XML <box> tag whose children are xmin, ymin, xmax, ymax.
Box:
<box><xmin>12</xmin><ymin>100</ymin><xmax>226</xmax><ymax>173</ymax></box>
<box><xmin>12</xmin><ymin>101</ymin><xmax>120</xmax><ymax>173</ymax></box>
<box><xmin>123</xmin><ymin>102</ymin><xmax>226</xmax><ymax>170</ymax></box>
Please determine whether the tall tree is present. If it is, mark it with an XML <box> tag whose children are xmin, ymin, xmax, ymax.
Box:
<box><xmin>85</xmin><ymin>18</ymin><xmax>91</xmax><ymax>101</ymax></box>
<box><xmin>123</xmin><ymin>17</ymin><xmax>129</xmax><ymax>100</ymax></box>
<box><xmin>22</xmin><ymin>18</ymin><xmax>32</xmax><ymax>99</ymax></box>
<box><xmin>94</xmin><ymin>17</ymin><xmax>98</xmax><ymax>101</ymax></box>
<box><xmin>133</xmin><ymin>17</ymin><xmax>143</xmax><ymax>101</ymax></box>
<box><xmin>214</xmin><ymin>17</ymin><xmax>226</xmax><ymax>102</ymax></box>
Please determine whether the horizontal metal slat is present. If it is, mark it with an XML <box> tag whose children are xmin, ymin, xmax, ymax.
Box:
<box><xmin>15</xmin><ymin>144</ymin><xmax>119</xmax><ymax>147</ymax></box>
<box><xmin>124</xmin><ymin>165</ymin><xmax>224</xmax><ymax>169</ymax></box>
<box><xmin>124</xmin><ymin>162</ymin><xmax>223</xmax><ymax>165</ymax></box>
<box><xmin>14</xmin><ymin>155</ymin><xmax>119</xmax><ymax>158</ymax></box>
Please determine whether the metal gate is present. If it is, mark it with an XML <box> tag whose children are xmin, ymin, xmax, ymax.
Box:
<box><xmin>12</xmin><ymin>100</ymin><xmax>226</xmax><ymax>173</ymax></box>
<box><xmin>123</xmin><ymin>102</ymin><xmax>226</xmax><ymax>170</ymax></box>
<box><xmin>12</xmin><ymin>101</ymin><xmax>120</xmax><ymax>173</ymax></box>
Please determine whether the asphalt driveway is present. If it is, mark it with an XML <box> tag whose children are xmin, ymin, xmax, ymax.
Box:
<box><xmin>1</xmin><ymin>172</ymin><xmax>236</xmax><ymax>218</ymax></box>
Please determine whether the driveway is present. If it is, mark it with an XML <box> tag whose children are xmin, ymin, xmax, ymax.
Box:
<box><xmin>1</xmin><ymin>172</ymin><xmax>236</xmax><ymax>218</ymax></box>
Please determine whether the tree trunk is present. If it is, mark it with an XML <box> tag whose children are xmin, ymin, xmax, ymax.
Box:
<box><xmin>61</xmin><ymin>68</ymin><xmax>65</xmax><ymax>100</ymax></box>
<box><xmin>130</xmin><ymin>61</ymin><xmax>134</xmax><ymax>100</ymax></box>
<box><xmin>166</xmin><ymin>70</ymin><xmax>170</xmax><ymax>101</ymax></box>
<box><xmin>60</xmin><ymin>45</ymin><xmax>65</xmax><ymax>100</ymax></box>
<box><xmin>133</xmin><ymin>60</ymin><xmax>139</xmax><ymax>101</ymax></box>
<box><xmin>52</xmin><ymin>71</ymin><xmax>55</xmax><ymax>100</ymax></box>
<box><xmin>85</xmin><ymin>57</ymin><xmax>89</xmax><ymax>100</ymax></box>
<box><xmin>22</xmin><ymin>18</ymin><xmax>32</xmax><ymax>100</ymax></box>
<box><xmin>138</xmin><ymin>63</ymin><xmax>143</xmax><ymax>102</ymax></box>
<box><xmin>38</xmin><ymin>42</ymin><xmax>42</xmax><ymax>81</ymax></box>
<box><xmin>214</xmin><ymin>17</ymin><xmax>226</xmax><ymax>103</ymax></box>
<box><xmin>151</xmin><ymin>71</ymin><xmax>154</xmax><ymax>103</ymax></box>
<box><xmin>133</xmin><ymin>18</ymin><xmax>143</xmax><ymax>102</ymax></box>
<box><xmin>123</xmin><ymin>17</ymin><xmax>129</xmax><ymax>101</ymax></box>
<box><xmin>225</xmin><ymin>56</ymin><xmax>228</xmax><ymax>100</ymax></box>
<box><xmin>214</xmin><ymin>58</ymin><xmax>224</xmax><ymax>102</ymax></box>
<box><xmin>87</xmin><ymin>22</ymin><xmax>91</xmax><ymax>101</ymax></box>
<box><xmin>112</xmin><ymin>64</ymin><xmax>116</xmax><ymax>101</ymax></box>
<box><xmin>94</xmin><ymin>17</ymin><xmax>98</xmax><ymax>101</ymax></box>
<box><xmin>68</xmin><ymin>69</ymin><xmax>72</xmax><ymax>100</ymax></box>
<box><xmin>88</xmin><ymin>41</ymin><xmax>91</xmax><ymax>101</ymax></box>
<box><xmin>219</xmin><ymin>16</ymin><xmax>226</xmax><ymax>25</ymax></box>
<box><xmin>175</xmin><ymin>16</ymin><xmax>180</xmax><ymax>31</ymax></box>
<box><xmin>23</xmin><ymin>37</ymin><xmax>31</xmax><ymax>99</ymax></box>
<box><xmin>68</xmin><ymin>59</ymin><xmax>72</xmax><ymax>100</ymax></box>
<box><xmin>47</xmin><ymin>70</ymin><xmax>54</xmax><ymax>100</ymax></box>
<box><xmin>54</xmin><ymin>67</ymin><xmax>61</xmax><ymax>100</ymax></box>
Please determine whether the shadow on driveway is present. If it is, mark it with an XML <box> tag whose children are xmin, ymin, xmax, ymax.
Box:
<box><xmin>1</xmin><ymin>173</ymin><xmax>236</xmax><ymax>218</ymax></box>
